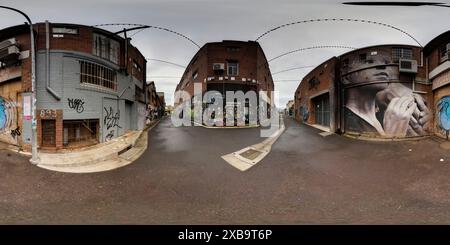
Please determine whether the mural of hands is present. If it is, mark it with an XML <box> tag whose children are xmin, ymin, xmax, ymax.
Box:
<box><xmin>408</xmin><ymin>94</ymin><xmax>432</xmax><ymax>136</ymax></box>
<box><xmin>383</xmin><ymin>96</ymin><xmax>417</xmax><ymax>137</ymax></box>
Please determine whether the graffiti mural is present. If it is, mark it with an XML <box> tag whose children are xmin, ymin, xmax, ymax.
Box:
<box><xmin>67</xmin><ymin>98</ymin><xmax>85</xmax><ymax>113</ymax></box>
<box><xmin>0</xmin><ymin>96</ymin><xmax>19</xmax><ymax>144</ymax></box>
<box><xmin>104</xmin><ymin>107</ymin><xmax>121</xmax><ymax>130</ymax></box>
<box><xmin>342</xmin><ymin>51</ymin><xmax>431</xmax><ymax>137</ymax></box>
<box><xmin>10</xmin><ymin>127</ymin><xmax>21</xmax><ymax>139</ymax></box>
<box><xmin>105</xmin><ymin>130</ymin><xmax>115</xmax><ymax>142</ymax></box>
<box><xmin>300</xmin><ymin>106</ymin><xmax>309</xmax><ymax>122</ymax></box>
<box><xmin>437</xmin><ymin>96</ymin><xmax>450</xmax><ymax>139</ymax></box>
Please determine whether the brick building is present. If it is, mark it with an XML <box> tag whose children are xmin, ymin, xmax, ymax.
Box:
<box><xmin>295</xmin><ymin>44</ymin><xmax>433</xmax><ymax>139</ymax></box>
<box><xmin>424</xmin><ymin>30</ymin><xmax>450</xmax><ymax>139</ymax></box>
<box><xmin>0</xmin><ymin>21</ymin><xmax>148</xmax><ymax>151</ymax></box>
<box><xmin>175</xmin><ymin>40</ymin><xmax>274</xmax><ymax>126</ymax></box>
<box><xmin>294</xmin><ymin>57</ymin><xmax>339</xmax><ymax>132</ymax></box>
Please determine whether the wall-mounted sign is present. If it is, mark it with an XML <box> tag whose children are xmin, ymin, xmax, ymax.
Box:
<box><xmin>23</xmin><ymin>95</ymin><xmax>31</xmax><ymax>120</ymax></box>
<box><xmin>39</xmin><ymin>109</ymin><xmax>57</xmax><ymax>119</ymax></box>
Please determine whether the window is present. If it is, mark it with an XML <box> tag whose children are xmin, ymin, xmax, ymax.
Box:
<box><xmin>359</xmin><ymin>53</ymin><xmax>367</xmax><ymax>62</ymax></box>
<box><xmin>392</xmin><ymin>48</ymin><xmax>413</xmax><ymax>63</ymax></box>
<box><xmin>93</xmin><ymin>33</ymin><xmax>120</xmax><ymax>64</ymax></box>
<box><xmin>80</xmin><ymin>61</ymin><xmax>117</xmax><ymax>91</ymax></box>
<box><xmin>308</xmin><ymin>77</ymin><xmax>319</xmax><ymax>89</ymax></box>
<box><xmin>133</xmin><ymin>61</ymin><xmax>142</xmax><ymax>72</ymax></box>
<box><xmin>52</xmin><ymin>27</ymin><xmax>78</xmax><ymax>35</ymax></box>
<box><xmin>192</xmin><ymin>70</ymin><xmax>198</xmax><ymax>80</ymax></box>
<box><xmin>342</xmin><ymin>58</ymin><xmax>349</xmax><ymax>68</ymax></box>
<box><xmin>227</xmin><ymin>62</ymin><xmax>238</xmax><ymax>76</ymax></box>
<box><xmin>439</xmin><ymin>44</ymin><xmax>449</xmax><ymax>63</ymax></box>
<box><xmin>135</xmin><ymin>85</ymin><xmax>145</xmax><ymax>102</ymax></box>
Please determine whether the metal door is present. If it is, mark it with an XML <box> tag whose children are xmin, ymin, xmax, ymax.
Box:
<box><xmin>313</xmin><ymin>94</ymin><xmax>330</xmax><ymax>127</ymax></box>
<box><xmin>41</xmin><ymin>120</ymin><xmax>56</xmax><ymax>147</ymax></box>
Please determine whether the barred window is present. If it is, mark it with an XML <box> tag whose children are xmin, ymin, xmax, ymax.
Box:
<box><xmin>227</xmin><ymin>62</ymin><xmax>239</xmax><ymax>76</ymax></box>
<box><xmin>93</xmin><ymin>33</ymin><xmax>120</xmax><ymax>64</ymax></box>
<box><xmin>392</xmin><ymin>48</ymin><xmax>412</xmax><ymax>63</ymax></box>
<box><xmin>80</xmin><ymin>61</ymin><xmax>117</xmax><ymax>91</ymax></box>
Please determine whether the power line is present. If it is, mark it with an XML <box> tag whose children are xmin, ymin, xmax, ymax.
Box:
<box><xmin>146</xmin><ymin>58</ymin><xmax>186</xmax><ymax>68</ymax></box>
<box><xmin>255</xmin><ymin>18</ymin><xmax>423</xmax><ymax>47</ymax></box>
<box><xmin>268</xmin><ymin>45</ymin><xmax>356</xmax><ymax>63</ymax></box>
<box><xmin>272</xmin><ymin>65</ymin><xmax>316</xmax><ymax>75</ymax></box>
<box><xmin>93</xmin><ymin>23</ymin><xmax>201</xmax><ymax>49</ymax></box>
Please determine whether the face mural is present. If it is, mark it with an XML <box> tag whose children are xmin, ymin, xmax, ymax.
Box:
<box><xmin>342</xmin><ymin>51</ymin><xmax>431</xmax><ymax>137</ymax></box>
<box><xmin>437</xmin><ymin>96</ymin><xmax>450</xmax><ymax>138</ymax></box>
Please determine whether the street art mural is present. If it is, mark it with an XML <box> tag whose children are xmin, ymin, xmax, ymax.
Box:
<box><xmin>437</xmin><ymin>96</ymin><xmax>450</xmax><ymax>139</ymax></box>
<box><xmin>104</xmin><ymin>107</ymin><xmax>121</xmax><ymax>130</ymax></box>
<box><xmin>342</xmin><ymin>51</ymin><xmax>431</xmax><ymax>138</ymax></box>
<box><xmin>300</xmin><ymin>106</ymin><xmax>309</xmax><ymax>122</ymax></box>
<box><xmin>0</xmin><ymin>96</ymin><xmax>19</xmax><ymax>144</ymax></box>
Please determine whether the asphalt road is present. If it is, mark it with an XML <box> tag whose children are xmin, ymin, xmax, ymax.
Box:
<box><xmin>1</xmin><ymin>117</ymin><xmax>450</xmax><ymax>224</ymax></box>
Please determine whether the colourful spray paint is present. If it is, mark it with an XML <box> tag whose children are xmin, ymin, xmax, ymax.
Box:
<box><xmin>0</xmin><ymin>98</ymin><xmax>6</xmax><ymax>130</ymax></box>
<box><xmin>437</xmin><ymin>96</ymin><xmax>450</xmax><ymax>139</ymax></box>
<box><xmin>0</xmin><ymin>97</ymin><xmax>19</xmax><ymax>144</ymax></box>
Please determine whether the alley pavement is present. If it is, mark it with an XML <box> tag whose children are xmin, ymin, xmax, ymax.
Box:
<box><xmin>1</xmin><ymin>117</ymin><xmax>450</xmax><ymax>224</ymax></box>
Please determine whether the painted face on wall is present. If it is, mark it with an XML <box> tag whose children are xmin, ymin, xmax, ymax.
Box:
<box><xmin>342</xmin><ymin>52</ymin><xmax>398</xmax><ymax>91</ymax></box>
<box><xmin>342</xmin><ymin>50</ymin><xmax>430</xmax><ymax>138</ymax></box>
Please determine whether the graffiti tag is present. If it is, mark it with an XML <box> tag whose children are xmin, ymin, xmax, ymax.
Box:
<box><xmin>105</xmin><ymin>130</ymin><xmax>114</xmax><ymax>141</ymax></box>
<box><xmin>67</xmin><ymin>98</ymin><xmax>85</xmax><ymax>113</ymax></box>
<box><xmin>104</xmin><ymin>107</ymin><xmax>122</xmax><ymax>130</ymax></box>
<box><xmin>10</xmin><ymin>127</ymin><xmax>21</xmax><ymax>138</ymax></box>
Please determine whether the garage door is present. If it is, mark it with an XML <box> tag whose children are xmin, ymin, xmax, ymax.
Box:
<box><xmin>313</xmin><ymin>93</ymin><xmax>330</xmax><ymax>127</ymax></box>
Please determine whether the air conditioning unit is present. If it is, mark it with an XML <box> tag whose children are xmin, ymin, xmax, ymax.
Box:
<box><xmin>0</xmin><ymin>45</ymin><xmax>20</xmax><ymax>63</ymax></box>
<box><xmin>399</xmin><ymin>59</ymin><xmax>418</xmax><ymax>74</ymax></box>
<box><xmin>0</xmin><ymin>38</ymin><xmax>17</xmax><ymax>50</ymax></box>
<box><xmin>213</xmin><ymin>63</ymin><xmax>225</xmax><ymax>71</ymax></box>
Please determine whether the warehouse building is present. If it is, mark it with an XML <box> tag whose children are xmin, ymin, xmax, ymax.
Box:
<box><xmin>175</xmin><ymin>40</ymin><xmax>274</xmax><ymax>126</ymax></box>
<box><xmin>295</xmin><ymin>44</ymin><xmax>433</xmax><ymax>139</ymax></box>
<box><xmin>0</xmin><ymin>21</ymin><xmax>148</xmax><ymax>151</ymax></box>
<box><xmin>424</xmin><ymin>31</ymin><xmax>450</xmax><ymax>139</ymax></box>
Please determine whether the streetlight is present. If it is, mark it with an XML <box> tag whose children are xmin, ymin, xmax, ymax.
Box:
<box><xmin>0</xmin><ymin>6</ymin><xmax>38</xmax><ymax>164</ymax></box>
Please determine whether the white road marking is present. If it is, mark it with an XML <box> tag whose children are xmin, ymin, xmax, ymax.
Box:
<box><xmin>221</xmin><ymin>116</ymin><xmax>286</xmax><ymax>171</ymax></box>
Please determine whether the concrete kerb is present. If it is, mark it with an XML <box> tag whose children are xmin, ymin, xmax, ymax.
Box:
<box><xmin>35</xmin><ymin>118</ymin><xmax>162</xmax><ymax>173</ymax></box>
<box><xmin>221</xmin><ymin>116</ymin><xmax>286</xmax><ymax>171</ymax></box>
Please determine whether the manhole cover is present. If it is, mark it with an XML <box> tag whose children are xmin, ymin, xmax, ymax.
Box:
<box><xmin>240</xmin><ymin>148</ymin><xmax>263</xmax><ymax>160</ymax></box>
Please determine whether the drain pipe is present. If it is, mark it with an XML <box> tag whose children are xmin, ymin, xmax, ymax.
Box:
<box><xmin>45</xmin><ymin>20</ymin><xmax>61</xmax><ymax>100</ymax></box>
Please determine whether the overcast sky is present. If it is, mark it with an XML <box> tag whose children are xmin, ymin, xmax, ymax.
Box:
<box><xmin>1</xmin><ymin>0</ymin><xmax>450</xmax><ymax>107</ymax></box>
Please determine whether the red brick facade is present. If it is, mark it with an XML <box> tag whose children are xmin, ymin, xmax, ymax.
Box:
<box><xmin>175</xmin><ymin>40</ymin><xmax>274</xmax><ymax>106</ymax></box>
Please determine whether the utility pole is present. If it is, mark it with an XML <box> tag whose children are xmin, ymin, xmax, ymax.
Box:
<box><xmin>0</xmin><ymin>6</ymin><xmax>39</xmax><ymax>164</ymax></box>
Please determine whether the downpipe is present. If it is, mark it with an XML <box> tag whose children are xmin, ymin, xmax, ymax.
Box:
<box><xmin>45</xmin><ymin>20</ymin><xmax>61</xmax><ymax>100</ymax></box>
